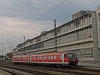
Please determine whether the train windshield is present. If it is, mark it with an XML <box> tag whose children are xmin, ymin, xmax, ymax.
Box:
<box><xmin>67</xmin><ymin>53</ymin><xmax>77</xmax><ymax>59</ymax></box>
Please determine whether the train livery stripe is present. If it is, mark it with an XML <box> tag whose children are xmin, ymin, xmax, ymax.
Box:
<box><xmin>30</xmin><ymin>62</ymin><xmax>68</xmax><ymax>64</ymax></box>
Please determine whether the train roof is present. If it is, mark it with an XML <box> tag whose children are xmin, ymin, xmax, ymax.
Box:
<box><xmin>13</xmin><ymin>52</ymin><xmax>76</xmax><ymax>57</ymax></box>
<box><xmin>31</xmin><ymin>52</ymin><xmax>67</xmax><ymax>56</ymax></box>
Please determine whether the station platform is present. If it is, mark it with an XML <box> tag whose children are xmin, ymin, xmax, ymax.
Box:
<box><xmin>78</xmin><ymin>61</ymin><xmax>100</xmax><ymax>69</ymax></box>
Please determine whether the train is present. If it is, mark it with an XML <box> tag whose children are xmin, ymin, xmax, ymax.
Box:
<box><xmin>12</xmin><ymin>52</ymin><xmax>78</xmax><ymax>66</ymax></box>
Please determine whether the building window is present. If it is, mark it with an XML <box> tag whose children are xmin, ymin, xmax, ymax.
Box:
<box><xmin>98</xmin><ymin>13</ymin><xmax>100</xmax><ymax>21</ymax></box>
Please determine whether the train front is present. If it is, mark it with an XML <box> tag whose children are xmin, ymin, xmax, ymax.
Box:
<box><xmin>67</xmin><ymin>53</ymin><xmax>78</xmax><ymax>66</ymax></box>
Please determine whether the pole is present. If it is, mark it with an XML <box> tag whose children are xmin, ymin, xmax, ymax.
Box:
<box><xmin>7</xmin><ymin>39</ymin><xmax>9</xmax><ymax>53</ymax></box>
<box><xmin>54</xmin><ymin>20</ymin><xmax>57</xmax><ymax>52</ymax></box>
<box><xmin>23</xmin><ymin>36</ymin><xmax>25</xmax><ymax>52</ymax></box>
<box><xmin>2</xmin><ymin>43</ymin><xmax>3</xmax><ymax>59</ymax></box>
<box><xmin>5</xmin><ymin>48</ymin><xmax>6</xmax><ymax>56</ymax></box>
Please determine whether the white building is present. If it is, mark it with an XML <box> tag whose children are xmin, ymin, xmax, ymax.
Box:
<box><xmin>13</xmin><ymin>7</ymin><xmax>100</xmax><ymax>62</ymax></box>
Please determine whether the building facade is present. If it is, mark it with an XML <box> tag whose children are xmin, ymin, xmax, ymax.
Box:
<box><xmin>13</xmin><ymin>7</ymin><xmax>100</xmax><ymax>62</ymax></box>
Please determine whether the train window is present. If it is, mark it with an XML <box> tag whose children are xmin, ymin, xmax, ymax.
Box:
<box><xmin>35</xmin><ymin>57</ymin><xmax>38</xmax><ymax>59</ymax></box>
<box><xmin>34</xmin><ymin>57</ymin><xmax>35</xmax><ymax>59</ymax></box>
<box><xmin>38</xmin><ymin>57</ymin><xmax>40</xmax><ymax>59</ymax></box>
<box><xmin>51</xmin><ymin>56</ymin><xmax>53</xmax><ymax>59</ymax></box>
<box><xmin>37</xmin><ymin>57</ymin><xmax>38</xmax><ymax>59</ymax></box>
<box><xmin>42</xmin><ymin>56</ymin><xmax>45</xmax><ymax>59</ymax></box>
<box><xmin>68</xmin><ymin>53</ymin><xmax>77</xmax><ymax>59</ymax></box>
<box><xmin>45</xmin><ymin>57</ymin><xmax>46</xmax><ymax>59</ymax></box>
<box><xmin>54</xmin><ymin>56</ymin><xmax>56</xmax><ymax>59</ymax></box>
<box><xmin>53</xmin><ymin>56</ymin><xmax>54</xmax><ymax>59</ymax></box>
<box><xmin>48</xmin><ymin>56</ymin><xmax>50</xmax><ymax>59</ymax></box>
<box><xmin>40</xmin><ymin>57</ymin><xmax>42</xmax><ymax>59</ymax></box>
<box><xmin>35</xmin><ymin>57</ymin><xmax>37</xmax><ymax>59</ymax></box>
<box><xmin>60</xmin><ymin>56</ymin><xmax>62</xmax><ymax>59</ymax></box>
<box><xmin>64</xmin><ymin>54</ymin><xmax>67</xmax><ymax>58</ymax></box>
<box><xmin>40</xmin><ymin>56</ymin><xmax>41</xmax><ymax>59</ymax></box>
<box><xmin>23</xmin><ymin>57</ymin><xmax>25</xmax><ymax>60</ymax></box>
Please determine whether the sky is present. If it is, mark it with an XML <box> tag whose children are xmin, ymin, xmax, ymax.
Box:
<box><xmin>0</xmin><ymin>0</ymin><xmax>100</xmax><ymax>55</ymax></box>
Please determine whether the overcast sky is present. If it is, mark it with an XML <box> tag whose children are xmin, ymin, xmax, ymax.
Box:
<box><xmin>0</xmin><ymin>0</ymin><xmax>100</xmax><ymax>55</ymax></box>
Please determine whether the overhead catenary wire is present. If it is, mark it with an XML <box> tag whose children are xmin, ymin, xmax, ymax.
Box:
<box><xmin>5</xmin><ymin>0</ymin><xmax>68</xmax><ymax>39</ymax></box>
<box><xmin>23</xmin><ymin>0</ymin><xmax>41</xmax><ymax>21</ymax></box>
<box><xmin>25</xmin><ymin>0</ymin><xmax>100</xmax><ymax>39</ymax></box>
<box><xmin>0</xmin><ymin>0</ymin><xmax>40</xmax><ymax>49</ymax></box>
<box><xmin>0</xmin><ymin>0</ymin><xmax>41</xmax><ymax>48</ymax></box>
<box><xmin>62</xmin><ymin>0</ymin><xmax>100</xmax><ymax>23</ymax></box>
<box><xmin>0</xmin><ymin>0</ymin><xmax>99</xmax><ymax>41</ymax></box>
<box><xmin>9</xmin><ymin>0</ymin><xmax>100</xmax><ymax>41</ymax></box>
<box><xmin>0</xmin><ymin>0</ymin><xmax>41</xmax><ymax>39</ymax></box>
<box><xmin>0</xmin><ymin>0</ymin><xmax>99</xmax><ymax>49</ymax></box>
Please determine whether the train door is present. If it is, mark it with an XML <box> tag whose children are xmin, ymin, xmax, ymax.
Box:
<box><xmin>28</xmin><ymin>55</ymin><xmax>30</xmax><ymax>62</ymax></box>
<box><xmin>28</xmin><ymin>55</ymin><xmax>32</xmax><ymax>63</ymax></box>
<box><xmin>62</xmin><ymin>54</ymin><xmax>64</xmax><ymax>63</ymax></box>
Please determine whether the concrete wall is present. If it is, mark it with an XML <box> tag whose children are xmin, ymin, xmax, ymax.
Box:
<box><xmin>92</xmin><ymin>11</ymin><xmax>100</xmax><ymax>61</ymax></box>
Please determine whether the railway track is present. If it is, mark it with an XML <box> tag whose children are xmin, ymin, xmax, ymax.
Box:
<box><xmin>0</xmin><ymin>67</ymin><xmax>35</xmax><ymax>75</ymax></box>
<box><xmin>0</xmin><ymin>68</ymin><xmax>19</xmax><ymax>75</ymax></box>
<box><xmin>15</xmin><ymin>64</ymin><xmax>100</xmax><ymax>75</ymax></box>
<box><xmin>0</xmin><ymin>63</ymin><xmax>100</xmax><ymax>75</ymax></box>
<box><xmin>0</xmin><ymin>65</ymin><xmax>72</xmax><ymax>75</ymax></box>
<box><xmin>0</xmin><ymin>67</ymin><xmax>32</xmax><ymax>75</ymax></box>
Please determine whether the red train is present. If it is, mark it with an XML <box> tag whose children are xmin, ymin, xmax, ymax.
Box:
<box><xmin>12</xmin><ymin>52</ymin><xmax>78</xmax><ymax>66</ymax></box>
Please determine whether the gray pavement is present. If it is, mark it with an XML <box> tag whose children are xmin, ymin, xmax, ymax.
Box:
<box><xmin>78</xmin><ymin>61</ymin><xmax>100</xmax><ymax>69</ymax></box>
